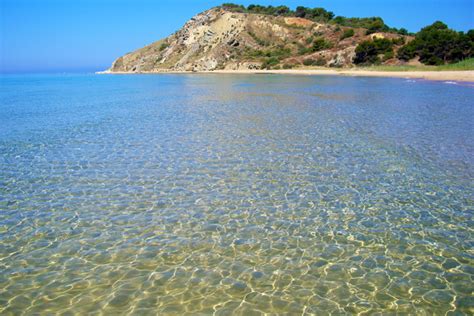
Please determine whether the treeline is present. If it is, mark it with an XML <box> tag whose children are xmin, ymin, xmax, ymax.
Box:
<box><xmin>221</xmin><ymin>3</ymin><xmax>407</xmax><ymax>34</ymax></box>
<box><xmin>221</xmin><ymin>3</ymin><xmax>333</xmax><ymax>21</ymax></box>
<box><xmin>354</xmin><ymin>21</ymin><xmax>474</xmax><ymax>65</ymax></box>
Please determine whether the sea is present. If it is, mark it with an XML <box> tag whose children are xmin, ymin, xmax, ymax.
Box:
<box><xmin>0</xmin><ymin>73</ymin><xmax>473</xmax><ymax>314</ymax></box>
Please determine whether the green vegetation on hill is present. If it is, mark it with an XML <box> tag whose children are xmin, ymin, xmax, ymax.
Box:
<box><xmin>222</xmin><ymin>3</ymin><xmax>473</xmax><ymax>67</ymax></box>
<box><xmin>354</xmin><ymin>21</ymin><xmax>474</xmax><ymax>66</ymax></box>
<box><xmin>397</xmin><ymin>21</ymin><xmax>474</xmax><ymax>65</ymax></box>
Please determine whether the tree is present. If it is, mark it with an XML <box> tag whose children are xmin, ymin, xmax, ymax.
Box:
<box><xmin>274</xmin><ymin>5</ymin><xmax>290</xmax><ymax>16</ymax></box>
<box><xmin>397</xmin><ymin>28</ymin><xmax>409</xmax><ymax>35</ymax></box>
<box><xmin>295</xmin><ymin>6</ymin><xmax>307</xmax><ymax>18</ymax></box>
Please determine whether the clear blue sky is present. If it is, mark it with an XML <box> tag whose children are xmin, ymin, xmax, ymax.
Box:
<box><xmin>1</xmin><ymin>0</ymin><xmax>473</xmax><ymax>73</ymax></box>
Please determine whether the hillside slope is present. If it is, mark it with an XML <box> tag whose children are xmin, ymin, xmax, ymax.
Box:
<box><xmin>108</xmin><ymin>7</ymin><xmax>409</xmax><ymax>72</ymax></box>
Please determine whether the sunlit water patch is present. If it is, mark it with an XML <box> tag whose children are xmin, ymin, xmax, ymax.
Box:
<box><xmin>0</xmin><ymin>74</ymin><xmax>473</xmax><ymax>315</ymax></box>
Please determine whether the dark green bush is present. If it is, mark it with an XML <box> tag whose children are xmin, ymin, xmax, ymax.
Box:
<box><xmin>391</xmin><ymin>37</ymin><xmax>406</xmax><ymax>46</ymax></box>
<box><xmin>298</xmin><ymin>46</ymin><xmax>311</xmax><ymax>55</ymax></box>
<box><xmin>261</xmin><ymin>57</ymin><xmax>280</xmax><ymax>69</ymax></box>
<box><xmin>340</xmin><ymin>29</ymin><xmax>355</xmax><ymax>40</ymax></box>
<box><xmin>302</xmin><ymin>58</ymin><xmax>326</xmax><ymax>66</ymax></box>
<box><xmin>298</xmin><ymin>38</ymin><xmax>333</xmax><ymax>55</ymax></box>
<box><xmin>314</xmin><ymin>57</ymin><xmax>326</xmax><ymax>66</ymax></box>
<box><xmin>312</xmin><ymin>38</ymin><xmax>333</xmax><ymax>51</ymax></box>
<box><xmin>353</xmin><ymin>38</ymin><xmax>394</xmax><ymax>64</ymax></box>
<box><xmin>383</xmin><ymin>50</ymin><xmax>395</xmax><ymax>61</ymax></box>
<box><xmin>365</xmin><ymin>19</ymin><xmax>386</xmax><ymax>35</ymax></box>
<box><xmin>397</xmin><ymin>28</ymin><xmax>409</xmax><ymax>35</ymax></box>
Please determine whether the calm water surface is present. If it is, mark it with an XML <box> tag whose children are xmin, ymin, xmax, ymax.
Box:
<box><xmin>0</xmin><ymin>74</ymin><xmax>473</xmax><ymax>315</ymax></box>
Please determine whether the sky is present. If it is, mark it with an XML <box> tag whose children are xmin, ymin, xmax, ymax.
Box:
<box><xmin>1</xmin><ymin>0</ymin><xmax>473</xmax><ymax>73</ymax></box>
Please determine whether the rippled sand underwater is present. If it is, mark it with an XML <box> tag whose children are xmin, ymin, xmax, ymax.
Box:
<box><xmin>0</xmin><ymin>74</ymin><xmax>473</xmax><ymax>315</ymax></box>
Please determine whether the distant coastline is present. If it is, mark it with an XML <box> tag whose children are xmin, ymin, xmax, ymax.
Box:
<box><xmin>97</xmin><ymin>69</ymin><xmax>474</xmax><ymax>83</ymax></box>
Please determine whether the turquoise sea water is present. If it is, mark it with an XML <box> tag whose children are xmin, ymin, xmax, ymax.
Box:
<box><xmin>0</xmin><ymin>74</ymin><xmax>473</xmax><ymax>315</ymax></box>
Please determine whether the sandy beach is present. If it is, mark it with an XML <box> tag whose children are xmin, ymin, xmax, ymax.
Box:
<box><xmin>98</xmin><ymin>69</ymin><xmax>474</xmax><ymax>83</ymax></box>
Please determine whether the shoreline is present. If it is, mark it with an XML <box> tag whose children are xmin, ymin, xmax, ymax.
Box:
<box><xmin>97</xmin><ymin>69</ymin><xmax>474</xmax><ymax>83</ymax></box>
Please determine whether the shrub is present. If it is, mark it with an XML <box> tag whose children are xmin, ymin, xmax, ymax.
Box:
<box><xmin>282</xmin><ymin>63</ymin><xmax>294</xmax><ymax>69</ymax></box>
<box><xmin>314</xmin><ymin>57</ymin><xmax>327</xmax><ymax>66</ymax></box>
<box><xmin>298</xmin><ymin>46</ymin><xmax>312</xmax><ymax>55</ymax></box>
<box><xmin>312</xmin><ymin>38</ymin><xmax>333</xmax><ymax>51</ymax></box>
<box><xmin>159</xmin><ymin>43</ymin><xmax>169</xmax><ymax>51</ymax></box>
<box><xmin>268</xmin><ymin>47</ymin><xmax>292</xmax><ymax>59</ymax></box>
<box><xmin>353</xmin><ymin>38</ymin><xmax>394</xmax><ymax>64</ymax></box>
<box><xmin>397</xmin><ymin>28</ymin><xmax>409</xmax><ymax>35</ymax></box>
<box><xmin>365</xmin><ymin>19</ymin><xmax>386</xmax><ymax>35</ymax></box>
<box><xmin>261</xmin><ymin>57</ymin><xmax>280</xmax><ymax>69</ymax></box>
<box><xmin>298</xmin><ymin>38</ymin><xmax>333</xmax><ymax>55</ymax></box>
<box><xmin>340</xmin><ymin>29</ymin><xmax>355</xmax><ymax>40</ymax></box>
<box><xmin>383</xmin><ymin>50</ymin><xmax>395</xmax><ymax>61</ymax></box>
<box><xmin>245</xmin><ymin>46</ymin><xmax>291</xmax><ymax>60</ymax></box>
<box><xmin>302</xmin><ymin>58</ymin><xmax>326</xmax><ymax>66</ymax></box>
<box><xmin>391</xmin><ymin>37</ymin><xmax>406</xmax><ymax>46</ymax></box>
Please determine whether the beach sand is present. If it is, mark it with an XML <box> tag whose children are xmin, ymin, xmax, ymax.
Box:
<box><xmin>97</xmin><ymin>69</ymin><xmax>474</xmax><ymax>83</ymax></box>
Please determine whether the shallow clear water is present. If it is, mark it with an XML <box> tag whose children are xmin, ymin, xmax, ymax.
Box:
<box><xmin>0</xmin><ymin>74</ymin><xmax>473</xmax><ymax>315</ymax></box>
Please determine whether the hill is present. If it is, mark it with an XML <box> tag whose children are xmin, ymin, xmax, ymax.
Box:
<box><xmin>107</xmin><ymin>5</ymin><xmax>472</xmax><ymax>73</ymax></box>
